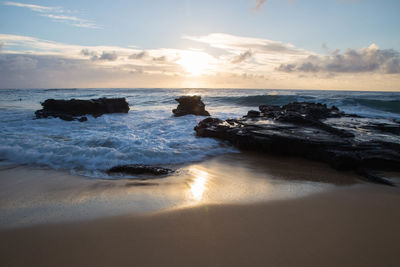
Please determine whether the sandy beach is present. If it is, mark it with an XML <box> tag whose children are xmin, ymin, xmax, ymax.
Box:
<box><xmin>1</xmin><ymin>184</ymin><xmax>400</xmax><ymax>267</ymax></box>
<box><xmin>1</xmin><ymin>0</ymin><xmax>400</xmax><ymax>266</ymax></box>
<box><xmin>1</xmin><ymin>153</ymin><xmax>400</xmax><ymax>266</ymax></box>
<box><xmin>0</xmin><ymin>152</ymin><xmax>357</xmax><ymax>227</ymax></box>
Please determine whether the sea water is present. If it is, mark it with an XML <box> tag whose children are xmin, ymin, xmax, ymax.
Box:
<box><xmin>0</xmin><ymin>88</ymin><xmax>399</xmax><ymax>177</ymax></box>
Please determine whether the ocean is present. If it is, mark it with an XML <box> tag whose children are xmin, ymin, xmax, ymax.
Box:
<box><xmin>0</xmin><ymin>88</ymin><xmax>399</xmax><ymax>178</ymax></box>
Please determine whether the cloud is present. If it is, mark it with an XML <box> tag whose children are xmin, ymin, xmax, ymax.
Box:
<box><xmin>129</xmin><ymin>51</ymin><xmax>168</xmax><ymax>62</ymax></box>
<box><xmin>1</xmin><ymin>34</ymin><xmax>400</xmax><ymax>90</ymax></box>
<box><xmin>277</xmin><ymin>44</ymin><xmax>400</xmax><ymax>74</ymax></box>
<box><xmin>0</xmin><ymin>54</ymin><xmax>38</xmax><ymax>71</ymax></box>
<box><xmin>231</xmin><ymin>50</ymin><xmax>253</xmax><ymax>64</ymax></box>
<box><xmin>0</xmin><ymin>53</ymin><xmax>185</xmax><ymax>89</ymax></box>
<box><xmin>184</xmin><ymin>33</ymin><xmax>309</xmax><ymax>56</ymax></box>
<box><xmin>2</xmin><ymin>1</ymin><xmax>61</xmax><ymax>12</ymax></box>
<box><xmin>2</xmin><ymin>1</ymin><xmax>98</xmax><ymax>29</ymax></box>
<box><xmin>129</xmin><ymin>51</ymin><xmax>169</xmax><ymax>63</ymax></box>
<box><xmin>129</xmin><ymin>51</ymin><xmax>149</xmax><ymax>59</ymax></box>
<box><xmin>82</xmin><ymin>49</ymin><xmax>119</xmax><ymax>61</ymax></box>
<box><xmin>91</xmin><ymin>51</ymin><xmax>118</xmax><ymax>61</ymax></box>
<box><xmin>0</xmin><ymin>53</ymin><xmax>106</xmax><ymax>88</ymax></box>
<box><xmin>0</xmin><ymin>34</ymin><xmax>140</xmax><ymax>60</ymax></box>
<box><xmin>81</xmin><ymin>49</ymin><xmax>97</xmax><ymax>57</ymax></box>
<box><xmin>40</xmin><ymin>14</ymin><xmax>99</xmax><ymax>29</ymax></box>
<box><xmin>0</xmin><ymin>42</ymin><xmax>3</xmax><ymax>52</ymax></box>
<box><xmin>153</xmin><ymin>55</ymin><xmax>167</xmax><ymax>62</ymax></box>
<box><xmin>251</xmin><ymin>0</ymin><xmax>267</xmax><ymax>11</ymax></box>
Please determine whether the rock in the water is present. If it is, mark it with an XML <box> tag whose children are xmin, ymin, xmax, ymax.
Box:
<box><xmin>246</xmin><ymin>110</ymin><xmax>261</xmax><ymax>118</ymax></box>
<box><xmin>107</xmin><ymin>165</ymin><xmax>173</xmax><ymax>176</ymax></box>
<box><xmin>35</xmin><ymin>97</ymin><xmax>130</xmax><ymax>122</ymax></box>
<box><xmin>194</xmin><ymin>102</ymin><xmax>400</xmax><ymax>184</ymax></box>
<box><xmin>172</xmin><ymin>95</ymin><xmax>210</xmax><ymax>117</ymax></box>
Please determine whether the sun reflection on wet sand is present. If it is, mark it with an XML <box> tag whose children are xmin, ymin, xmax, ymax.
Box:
<box><xmin>0</xmin><ymin>153</ymin><xmax>348</xmax><ymax>227</ymax></box>
<box><xmin>189</xmin><ymin>167</ymin><xmax>209</xmax><ymax>201</ymax></box>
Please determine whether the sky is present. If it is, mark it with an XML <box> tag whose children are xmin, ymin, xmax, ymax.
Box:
<box><xmin>0</xmin><ymin>0</ymin><xmax>400</xmax><ymax>90</ymax></box>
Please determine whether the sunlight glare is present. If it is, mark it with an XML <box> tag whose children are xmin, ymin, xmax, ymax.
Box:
<box><xmin>189</xmin><ymin>168</ymin><xmax>208</xmax><ymax>201</ymax></box>
<box><xmin>178</xmin><ymin>51</ymin><xmax>213</xmax><ymax>76</ymax></box>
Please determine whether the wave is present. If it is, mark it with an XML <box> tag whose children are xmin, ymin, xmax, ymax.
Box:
<box><xmin>206</xmin><ymin>94</ymin><xmax>316</xmax><ymax>107</ymax></box>
<box><xmin>0</xmin><ymin>110</ymin><xmax>236</xmax><ymax>177</ymax></box>
<box><xmin>205</xmin><ymin>92</ymin><xmax>400</xmax><ymax>117</ymax></box>
<box><xmin>342</xmin><ymin>98</ymin><xmax>400</xmax><ymax>115</ymax></box>
<box><xmin>0</xmin><ymin>88</ymin><xmax>399</xmax><ymax>178</ymax></box>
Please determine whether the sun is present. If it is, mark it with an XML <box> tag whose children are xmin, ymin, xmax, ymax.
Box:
<box><xmin>178</xmin><ymin>51</ymin><xmax>213</xmax><ymax>76</ymax></box>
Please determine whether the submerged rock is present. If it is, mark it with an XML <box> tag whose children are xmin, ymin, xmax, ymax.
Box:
<box><xmin>35</xmin><ymin>97</ymin><xmax>130</xmax><ymax>122</ymax></box>
<box><xmin>172</xmin><ymin>95</ymin><xmax>210</xmax><ymax>117</ymax></box>
<box><xmin>195</xmin><ymin>102</ymin><xmax>400</xmax><ymax>185</ymax></box>
<box><xmin>108</xmin><ymin>165</ymin><xmax>173</xmax><ymax>176</ymax></box>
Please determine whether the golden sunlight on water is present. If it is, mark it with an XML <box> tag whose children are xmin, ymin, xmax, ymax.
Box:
<box><xmin>188</xmin><ymin>167</ymin><xmax>209</xmax><ymax>201</ymax></box>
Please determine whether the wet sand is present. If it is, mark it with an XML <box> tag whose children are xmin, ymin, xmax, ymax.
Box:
<box><xmin>0</xmin><ymin>153</ymin><xmax>399</xmax><ymax>266</ymax></box>
<box><xmin>0</xmin><ymin>152</ymin><xmax>358</xmax><ymax>227</ymax></box>
<box><xmin>1</xmin><ymin>185</ymin><xmax>400</xmax><ymax>267</ymax></box>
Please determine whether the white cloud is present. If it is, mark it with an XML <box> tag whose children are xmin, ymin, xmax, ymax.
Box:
<box><xmin>0</xmin><ymin>34</ymin><xmax>135</xmax><ymax>58</ymax></box>
<box><xmin>0</xmin><ymin>34</ymin><xmax>190</xmax><ymax>74</ymax></box>
<box><xmin>3</xmin><ymin>1</ymin><xmax>61</xmax><ymax>12</ymax></box>
<box><xmin>1</xmin><ymin>34</ymin><xmax>399</xmax><ymax>90</ymax></box>
<box><xmin>277</xmin><ymin>44</ymin><xmax>400</xmax><ymax>74</ymax></box>
<box><xmin>2</xmin><ymin>1</ymin><xmax>98</xmax><ymax>29</ymax></box>
<box><xmin>40</xmin><ymin>14</ymin><xmax>99</xmax><ymax>29</ymax></box>
<box><xmin>184</xmin><ymin>33</ymin><xmax>309</xmax><ymax>55</ymax></box>
<box><xmin>184</xmin><ymin>33</ymin><xmax>312</xmax><ymax>75</ymax></box>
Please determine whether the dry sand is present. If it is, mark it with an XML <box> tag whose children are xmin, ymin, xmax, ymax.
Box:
<box><xmin>1</xmin><ymin>184</ymin><xmax>400</xmax><ymax>267</ymax></box>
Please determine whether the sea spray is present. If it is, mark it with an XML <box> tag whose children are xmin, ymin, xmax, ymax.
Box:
<box><xmin>0</xmin><ymin>88</ymin><xmax>399</xmax><ymax>177</ymax></box>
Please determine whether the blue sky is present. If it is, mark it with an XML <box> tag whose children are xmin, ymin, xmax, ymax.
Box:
<box><xmin>1</xmin><ymin>0</ymin><xmax>400</xmax><ymax>90</ymax></box>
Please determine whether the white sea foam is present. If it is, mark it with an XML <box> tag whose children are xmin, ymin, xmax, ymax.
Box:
<box><xmin>0</xmin><ymin>88</ymin><xmax>399</xmax><ymax>178</ymax></box>
<box><xmin>0</xmin><ymin>108</ymin><xmax>236</xmax><ymax>177</ymax></box>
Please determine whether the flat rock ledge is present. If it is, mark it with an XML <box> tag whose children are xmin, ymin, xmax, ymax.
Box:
<box><xmin>107</xmin><ymin>165</ymin><xmax>173</xmax><ymax>176</ymax></box>
<box><xmin>172</xmin><ymin>95</ymin><xmax>210</xmax><ymax>117</ymax></box>
<box><xmin>194</xmin><ymin>102</ymin><xmax>400</xmax><ymax>186</ymax></box>
<box><xmin>35</xmin><ymin>97</ymin><xmax>130</xmax><ymax>122</ymax></box>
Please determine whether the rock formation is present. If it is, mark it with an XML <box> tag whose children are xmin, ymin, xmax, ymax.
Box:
<box><xmin>195</xmin><ymin>102</ymin><xmax>400</xmax><ymax>185</ymax></box>
<box><xmin>172</xmin><ymin>95</ymin><xmax>210</xmax><ymax>117</ymax></box>
<box><xmin>108</xmin><ymin>165</ymin><xmax>173</xmax><ymax>176</ymax></box>
<box><xmin>35</xmin><ymin>97</ymin><xmax>130</xmax><ymax>121</ymax></box>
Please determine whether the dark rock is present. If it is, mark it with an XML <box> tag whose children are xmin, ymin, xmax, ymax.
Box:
<box><xmin>35</xmin><ymin>97</ymin><xmax>129</xmax><ymax>122</ymax></box>
<box><xmin>363</xmin><ymin>123</ymin><xmax>400</xmax><ymax>135</ymax></box>
<box><xmin>357</xmin><ymin>169</ymin><xmax>395</xmax><ymax>186</ymax></box>
<box><xmin>172</xmin><ymin>95</ymin><xmax>210</xmax><ymax>117</ymax></box>
<box><xmin>108</xmin><ymin>165</ymin><xmax>173</xmax><ymax>176</ymax></box>
<box><xmin>246</xmin><ymin>110</ymin><xmax>261</xmax><ymax>118</ymax></box>
<box><xmin>194</xmin><ymin>117</ymin><xmax>226</xmax><ymax>138</ymax></box>
<box><xmin>195</xmin><ymin>102</ymin><xmax>400</xmax><ymax>185</ymax></box>
<box><xmin>78</xmin><ymin>116</ymin><xmax>88</xmax><ymax>122</ymax></box>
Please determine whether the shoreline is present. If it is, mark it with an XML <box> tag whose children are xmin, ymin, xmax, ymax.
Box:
<box><xmin>0</xmin><ymin>151</ymin><xmax>399</xmax><ymax>266</ymax></box>
<box><xmin>0</xmin><ymin>152</ymin><xmax>369</xmax><ymax>228</ymax></box>
<box><xmin>1</xmin><ymin>184</ymin><xmax>400</xmax><ymax>266</ymax></box>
